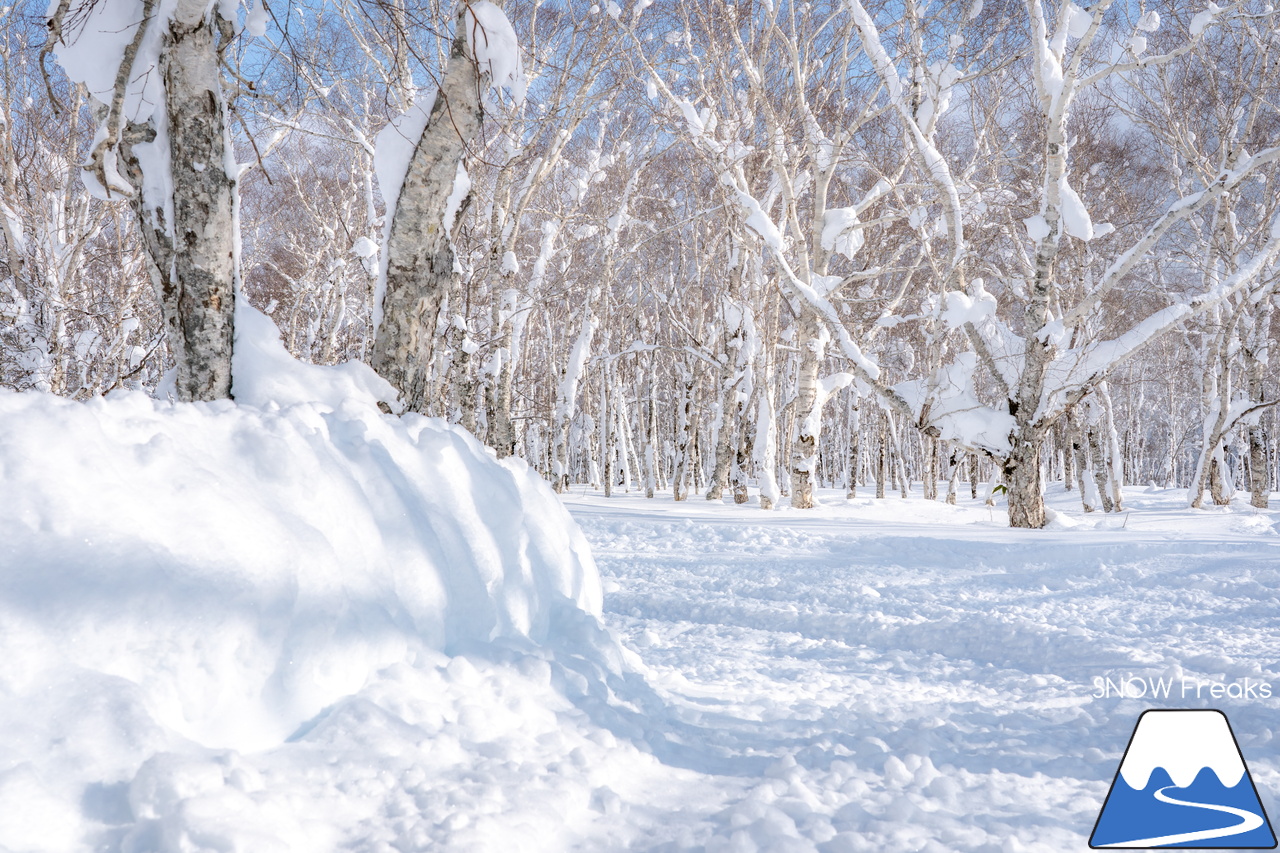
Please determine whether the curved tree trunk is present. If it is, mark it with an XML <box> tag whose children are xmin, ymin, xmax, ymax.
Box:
<box><xmin>373</xmin><ymin>7</ymin><xmax>486</xmax><ymax>412</ymax></box>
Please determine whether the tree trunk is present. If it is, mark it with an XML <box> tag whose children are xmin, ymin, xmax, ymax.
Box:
<box><xmin>707</xmin><ymin>378</ymin><xmax>735</xmax><ymax>501</ymax></box>
<box><xmin>846</xmin><ymin>395</ymin><xmax>860</xmax><ymax>499</ymax></box>
<box><xmin>945</xmin><ymin>450</ymin><xmax>961</xmax><ymax>505</ymax></box>
<box><xmin>875</xmin><ymin>420</ymin><xmax>887</xmax><ymax>499</ymax></box>
<box><xmin>1210</xmin><ymin>445</ymin><xmax>1232</xmax><ymax>506</ymax></box>
<box><xmin>1088</xmin><ymin>422</ymin><xmax>1115</xmax><ymax>513</ymax></box>
<box><xmin>602</xmin><ymin>364</ymin><xmax>616</xmax><ymax>498</ymax></box>
<box><xmin>732</xmin><ymin>409</ymin><xmax>752</xmax><ymax>504</ymax></box>
<box><xmin>673</xmin><ymin>367</ymin><xmax>694</xmax><ymax>501</ymax></box>
<box><xmin>1072</xmin><ymin>416</ymin><xmax>1095</xmax><ymax>512</ymax></box>
<box><xmin>755</xmin><ymin>366</ymin><xmax>780</xmax><ymax>510</ymax></box>
<box><xmin>1003</xmin><ymin>431</ymin><xmax>1046</xmax><ymax>529</ymax></box>
<box><xmin>643</xmin><ymin>366</ymin><xmax>657</xmax><ymax>498</ymax></box>
<box><xmin>789</xmin><ymin>311</ymin><xmax>823</xmax><ymax>509</ymax></box>
<box><xmin>551</xmin><ymin>309</ymin><xmax>596</xmax><ymax>492</ymax></box>
<box><xmin>1249</xmin><ymin>425</ymin><xmax>1270</xmax><ymax>509</ymax></box>
<box><xmin>138</xmin><ymin>2</ymin><xmax>237</xmax><ymax>402</ymax></box>
<box><xmin>373</xmin><ymin>7</ymin><xmax>485</xmax><ymax>411</ymax></box>
<box><xmin>923</xmin><ymin>434</ymin><xmax>938</xmax><ymax>500</ymax></box>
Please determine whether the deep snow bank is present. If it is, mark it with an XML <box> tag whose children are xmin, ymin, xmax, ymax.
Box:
<box><xmin>0</xmin><ymin>318</ymin><xmax>602</xmax><ymax>849</ymax></box>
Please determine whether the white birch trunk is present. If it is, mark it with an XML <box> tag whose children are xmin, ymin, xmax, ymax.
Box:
<box><xmin>373</xmin><ymin>6</ymin><xmax>486</xmax><ymax>411</ymax></box>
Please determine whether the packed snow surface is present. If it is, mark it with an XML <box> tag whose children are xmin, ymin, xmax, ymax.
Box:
<box><xmin>2</xmin><ymin>453</ymin><xmax>1278</xmax><ymax>850</ymax></box>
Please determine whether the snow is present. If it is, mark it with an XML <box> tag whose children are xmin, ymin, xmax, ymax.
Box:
<box><xmin>1024</xmin><ymin>214</ymin><xmax>1051</xmax><ymax>242</ymax></box>
<box><xmin>1</xmin><ymin>203</ymin><xmax>22</xmax><ymax>253</ymax></box>
<box><xmin>48</xmin><ymin>0</ymin><xmax>181</xmax><ymax>226</ymax></box>
<box><xmin>940</xmin><ymin>280</ymin><xmax>997</xmax><ymax>330</ymax></box>
<box><xmin>443</xmin><ymin>161</ymin><xmax>471</xmax><ymax>231</ymax></box>
<box><xmin>350</xmin><ymin>236</ymin><xmax>378</xmax><ymax>259</ymax></box>
<box><xmin>372</xmin><ymin>91</ymin><xmax>436</xmax><ymax>219</ymax></box>
<box><xmin>48</xmin><ymin>0</ymin><xmax>170</xmax><ymax>123</ymax></box>
<box><xmin>80</xmin><ymin>126</ymin><xmax>133</xmax><ymax>201</ymax></box>
<box><xmin>1066</xmin><ymin>3</ymin><xmax>1092</xmax><ymax>39</ymax></box>
<box><xmin>735</xmin><ymin>190</ymin><xmax>783</xmax><ymax>252</ymax></box>
<box><xmin>896</xmin><ymin>352</ymin><xmax>1016</xmax><ymax>454</ymax></box>
<box><xmin>1059</xmin><ymin>173</ymin><xmax>1094</xmax><ymax>241</ymax></box>
<box><xmin>0</xmin><ymin>343</ymin><xmax>606</xmax><ymax>850</ymax></box>
<box><xmin>821</xmin><ymin>206</ymin><xmax>865</xmax><ymax>260</ymax></box>
<box><xmin>501</xmin><ymin>249</ymin><xmax>520</xmax><ymax>274</ymax></box>
<box><xmin>1190</xmin><ymin>3</ymin><xmax>1225</xmax><ymax>37</ymax></box>
<box><xmin>555</xmin><ymin>485</ymin><xmax>1280</xmax><ymax>850</ymax></box>
<box><xmin>1136</xmin><ymin>10</ymin><xmax>1161</xmax><ymax>32</ymax></box>
<box><xmin>245</xmin><ymin>0</ymin><xmax>269</xmax><ymax>37</ymax></box>
<box><xmin>466</xmin><ymin>0</ymin><xmax>527</xmax><ymax>103</ymax></box>
<box><xmin>3</xmin><ymin>409</ymin><xmax>1280</xmax><ymax>851</ymax></box>
<box><xmin>849</xmin><ymin>1</ymin><xmax>904</xmax><ymax>103</ymax></box>
<box><xmin>676</xmin><ymin>99</ymin><xmax>708</xmax><ymax>138</ymax></box>
<box><xmin>232</xmin><ymin>302</ymin><xmax>400</xmax><ymax>411</ymax></box>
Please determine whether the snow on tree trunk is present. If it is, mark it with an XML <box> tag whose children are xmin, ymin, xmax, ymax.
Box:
<box><xmin>1099</xmin><ymin>382</ymin><xmax>1125</xmax><ymax>511</ymax></box>
<box><xmin>945</xmin><ymin>449</ymin><xmax>962</xmax><ymax>505</ymax></box>
<box><xmin>754</xmin><ymin>367</ymin><xmax>780</xmax><ymax>511</ymax></box>
<box><xmin>484</xmin><ymin>288</ymin><xmax>523</xmax><ymax>458</ymax></box>
<box><xmin>1071</xmin><ymin>414</ymin><xmax>1095</xmax><ymax>513</ymax></box>
<box><xmin>551</xmin><ymin>307</ymin><xmax>597</xmax><ymax>493</ymax></box>
<box><xmin>707</xmin><ymin>264</ymin><xmax>749</xmax><ymax>501</ymax></box>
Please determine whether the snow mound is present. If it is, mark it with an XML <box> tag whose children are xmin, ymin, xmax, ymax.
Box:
<box><xmin>232</xmin><ymin>303</ymin><xmax>401</xmax><ymax>411</ymax></box>
<box><xmin>0</xmin><ymin>368</ymin><xmax>602</xmax><ymax>844</ymax></box>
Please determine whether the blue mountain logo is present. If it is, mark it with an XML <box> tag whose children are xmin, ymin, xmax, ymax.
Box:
<box><xmin>1091</xmin><ymin>709</ymin><xmax>1277</xmax><ymax>848</ymax></box>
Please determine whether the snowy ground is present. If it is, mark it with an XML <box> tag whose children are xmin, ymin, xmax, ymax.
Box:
<box><xmin>6</xmin><ymin>465</ymin><xmax>1280</xmax><ymax>852</ymax></box>
<box><xmin>549</xmin><ymin>485</ymin><xmax>1280</xmax><ymax>852</ymax></box>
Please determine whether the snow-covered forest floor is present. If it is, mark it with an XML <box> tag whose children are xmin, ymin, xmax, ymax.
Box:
<box><xmin>549</xmin><ymin>487</ymin><xmax>1280</xmax><ymax>851</ymax></box>
<box><xmin>6</xmin><ymin>459</ymin><xmax>1280</xmax><ymax>852</ymax></box>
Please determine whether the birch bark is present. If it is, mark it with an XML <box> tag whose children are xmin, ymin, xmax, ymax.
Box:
<box><xmin>373</xmin><ymin>6</ymin><xmax>487</xmax><ymax>411</ymax></box>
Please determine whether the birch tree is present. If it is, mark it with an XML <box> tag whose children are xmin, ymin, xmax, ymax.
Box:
<box><xmin>371</xmin><ymin>0</ymin><xmax>523</xmax><ymax>412</ymax></box>
<box><xmin>48</xmin><ymin>0</ymin><xmax>245</xmax><ymax>402</ymax></box>
<box><xmin>868</xmin><ymin>0</ymin><xmax>1280</xmax><ymax>526</ymax></box>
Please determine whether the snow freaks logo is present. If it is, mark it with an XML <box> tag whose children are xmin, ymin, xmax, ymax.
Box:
<box><xmin>1092</xmin><ymin>675</ymin><xmax>1273</xmax><ymax>701</ymax></box>
<box><xmin>1090</xmin><ymin>710</ymin><xmax>1277</xmax><ymax>849</ymax></box>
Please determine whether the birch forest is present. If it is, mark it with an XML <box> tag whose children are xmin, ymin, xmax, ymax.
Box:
<box><xmin>3</xmin><ymin>0</ymin><xmax>1279</xmax><ymax>527</ymax></box>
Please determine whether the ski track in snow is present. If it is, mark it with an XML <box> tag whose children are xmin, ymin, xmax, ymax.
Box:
<box><xmin>555</xmin><ymin>487</ymin><xmax>1280</xmax><ymax>851</ymax></box>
